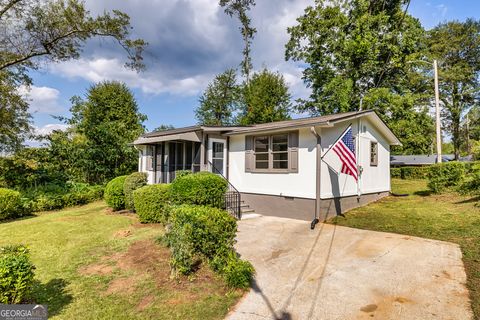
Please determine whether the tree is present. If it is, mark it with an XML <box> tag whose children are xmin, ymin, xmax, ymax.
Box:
<box><xmin>427</xmin><ymin>19</ymin><xmax>480</xmax><ymax>159</ymax></box>
<box><xmin>0</xmin><ymin>0</ymin><xmax>146</xmax><ymax>152</ymax></box>
<box><xmin>219</xmin><ymin>0</ymin><xmax>256</xmax><ymax>81</ymax></box>
<box><xmin>238</xmin><ymin>69</ymin><xmax>291</xmax><ymax>125</ymax></box>
<box><xmin>0</xmin><ymin>72</ymin><xmax>31</xmax><ymax>153</ymax></box>
<box><xmin>154</xmin><ymin>125</ymin><xmax>175</xmax><ymax>132</ymax></box>
<box><xmin>60</xmin><ymin>81</ymin><xmax>146</xmax><ymax>183</ymax></box>
<box><xmin>285</xmin><ymin>0</ymin><xmax>436</xmax><ymax>154</ymax></box>
<box><xmin>195</xmin><ymin>69</ymin><xmax>240</xmax><ymax>126</ymax></box>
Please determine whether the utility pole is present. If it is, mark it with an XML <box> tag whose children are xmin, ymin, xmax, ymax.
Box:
<box><xmin>433</xmin><ymin>59</ymin><xmax>442</xmax><ymax>163</ymax></box>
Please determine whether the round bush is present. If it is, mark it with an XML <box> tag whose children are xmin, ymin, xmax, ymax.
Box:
<box><xmin>104</xmin><ymin>175</ymin><xmax>128</xmax><ymax>211</ymax></box>
<box><xmin>123</xmin><ymin>172</ymin><xmax>148</xmax><ymax>211</ymax></box>
<box><xmin>0</xmin><ymin>245</ymin><xmax>36</xmax><ymax>304</ymax></box>
<box><xmin>427</xmin><ymin>162</ymin><xmax>465</xmax><ymax>193</ymax></box>
<box><xmin>0</xmin><ymin>188</ymin><xmax>25</xmax><ymax>221</ymax></box>
<box><xmin>222</xmin><ymin>253</ymin><xmax>255</xmax><ymax>289</ymax></box>
<box><xmin>170</xmin><ymin>172</ymin><xmax>228</xmax><ymax>208</ymax></box>
<box><xmin>133</xmin><ymin>184</ymin><xmax>171</xmax><ymax>223</ymax></box>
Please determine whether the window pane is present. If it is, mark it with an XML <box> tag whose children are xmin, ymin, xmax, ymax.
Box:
<box><xmin>213</xmin><ymin>142</ymin><xmax>224</xmax><ymax>159</ymax></box>
<box><xmin>255</xmin><ymin>161</ymin><xmax>269</xmax><ymax>169</ymax></box>
<box><xmin>213</xmin><ymin>159</ymin><xmax>224</xmax><ymax>174</ymax></box>
<box><xmin>273</xmin><ymin>161</ymin><xmax>288</xmax><ymax>169</ymax></box>
<box><xmin>255</xmin><ymin>153</ymin><xmax>268</xmax><ymax>161</ymax></box>
<box><xmin>273</xmin><ymin>152</ymin><xmax>288</xmax><ymax>161</ymax></box>
<box><xmin>255</xmin><ymin>136</ymin><xmax>269</xmax><ymax>153</ymax></box>
<box><xmin>272</xmin><ymin>134</ymin><xmax>288</xmax><ymax>152</ymax></box>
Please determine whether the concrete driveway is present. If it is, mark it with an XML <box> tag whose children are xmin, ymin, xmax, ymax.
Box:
<box><xmin>227</xmin><ymin>215</ymin><xmax>472</xmax><ymax>320</ymax></box>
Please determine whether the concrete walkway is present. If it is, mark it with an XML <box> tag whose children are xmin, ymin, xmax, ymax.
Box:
<box><xmin>227</xmin><ymin>216</ymin><xmax>472</xmax><ymax>320</ymax></box>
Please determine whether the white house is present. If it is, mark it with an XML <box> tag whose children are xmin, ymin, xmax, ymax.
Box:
<box><xmin>133</xmin><ymin>110</ymin><xmax>401</xmax><ymax>222</ymax></box>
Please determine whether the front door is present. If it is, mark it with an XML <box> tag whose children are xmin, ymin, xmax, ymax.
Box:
<box><xmin>208</xmin><ymin>138</ymin><xmax>227</xmax><ymax>176</ymax></box>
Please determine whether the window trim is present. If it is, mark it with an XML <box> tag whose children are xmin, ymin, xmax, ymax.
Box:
<box><xmin>370</xmin><ymin>141</ymin><xmax>378</xmax><ymax>167</ymax></box>
<box><xmin>253</xmin><ymin>133</ymin><xmax>290</xmax><ymax>173</ymax></box>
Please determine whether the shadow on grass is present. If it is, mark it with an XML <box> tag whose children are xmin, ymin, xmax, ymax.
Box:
<box><xmin>0</xmin><ymin>214</ymin><xmax>38</xmax><ymax>225</ymax></box>
<box><xmin>31</xmin><ymin>278</ymin><xmax>73</xmax><ymax>317</ymax></box>
<box><xmin>413</xmin><ymin>190</ymin><xmax>433</xmax><ymax>197</ymax></box>
<box><xmin>455</xmin><ymin>196</ymin><xmax>480</xmax><ymax>204</ymax></box>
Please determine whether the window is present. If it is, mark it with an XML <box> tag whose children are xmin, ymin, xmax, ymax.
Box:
<box><xmin>370</xmin><ymin>141</ymin><xmax>378</xmax><ymax>166</ymax></box>
<box><xmin>254</xmin><ymin>134</ymin><xmax>289</xmax><ymax>171</ymax></box>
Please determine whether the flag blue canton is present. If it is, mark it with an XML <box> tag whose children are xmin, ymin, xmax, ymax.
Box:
<box><xmin>342</xmin><ymin>128</ymin><xmax>355</xmax><ymax>154</ymax></box>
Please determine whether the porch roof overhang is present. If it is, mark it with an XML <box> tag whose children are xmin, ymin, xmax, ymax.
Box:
<box><xmin>133</xmin><ymin>130</ymin><xmax>202</xmax><ymax>145</ymax></box>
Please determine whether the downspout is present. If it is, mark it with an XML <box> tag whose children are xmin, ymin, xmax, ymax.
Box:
<box><xmin>310</xmin><ymin>126</ymin><xmax>322</xmax><ymax>230</ymax></box>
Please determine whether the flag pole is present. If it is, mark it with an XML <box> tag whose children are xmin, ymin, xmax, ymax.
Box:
<box><xmin>321</xmin><ymin>123</ymin><xmax>353</xmax><ymax>160</ymax></box>
<box><xmin>357</xmin><ymin>118</ymin><xmax>361</xmax><ymax>197</ymax></box>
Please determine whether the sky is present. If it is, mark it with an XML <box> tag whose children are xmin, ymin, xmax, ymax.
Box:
<box><xmin>25</xmin><ymin>0</ymin><xmax>480</xmax><ymax>138</ymax></box>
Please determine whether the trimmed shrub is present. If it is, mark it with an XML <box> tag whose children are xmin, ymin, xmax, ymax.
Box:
<box><xmin>222</xmin><ymin>252</ymin><xmax>255</xmax><ymax>289</ymax></box>
<box><xmin>459</xmin><ymin>163</ymin><xmax>480</xmax><ymax>195</ymax></box>
<box><xmin>427</xmin><ymin>162</ymin><xmax>465</xmax><ymax>193</ymax></box>
<box><xmin>124</xmin><ymin>172</ymin><xmax>147</xmax><ymax>211</ymax></box>
<box><xmin>133</xmin><ymin>184</ymin><xmax>171</xmax><ymax>223</ymax></box>
<box><xmin>390</xmin><ymin>168</ymin><xmax>401</xmax><ymax>178</ymax></box>
<box><xmin>400</xmin><ymin>166</ymin><xmax>429</xmax><ymax>180</ymax></box>
<box><xmin>174</xmin><ymin>170</ymin><xmax>192</xmax><ymax>180</ymax></box>
<box><xmin>104</xmin><ymin>175</ymin><xmax>128</xmax><ymax>211</ymax></box>
<box><xmin>0</xmin><ymin>245</ymin><xmax>35</xmax><ymax>304</ymax></box>
<box><xmin>170</xmin><ymin>172</ymin><xmax>228</xmax><ymax>208</ymax></box>
<box><xmin>165</xmin><ymin>205</ymin><xmax>237</xmax><ymax>274</ymax></box>
<box><xmin>0</xmin><ymin>188</ymin><xmax>25</xmax><ymax>220</ymax></box>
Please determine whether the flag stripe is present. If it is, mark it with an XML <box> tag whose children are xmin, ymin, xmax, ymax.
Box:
<box><xmin>331</xmin><ymin>126</ymin><xmax>358</xmax><ymax>181</ymax></box>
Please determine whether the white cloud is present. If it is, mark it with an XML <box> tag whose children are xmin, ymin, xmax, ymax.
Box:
<box><xmin>34</xmin><ymin>124</ymin><xmax>69</xmax><ymax>136</ymax></box>
<box><xmin>18</xmin><ymin>85</ymin><xmax>64</xmax><ymax>113</ymax></box>
<box><xmin>50</xmin><ymin>58</ymin><xmax>210</xmax><ymax>96</ymax></box>
<box><xmin>436</xmin><ymin>4</ymin><xmax>448</xmax><ymax>17</ymax></box>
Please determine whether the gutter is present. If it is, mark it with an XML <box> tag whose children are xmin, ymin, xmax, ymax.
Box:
<box><xmin>310</xmin><ymin>126</ymin><xmax>322</xmax><ymax>230</ymax></box>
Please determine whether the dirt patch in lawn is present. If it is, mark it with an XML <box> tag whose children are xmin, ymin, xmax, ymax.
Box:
<box><xmin>80</xmin><ymin>239</ymin><xmax>233</xmax><ymax>304</ymax></box>
<box><xmin>113</xmin><ymin>229</ymin><xmax>132</xmax><ymax>238</ymax></box>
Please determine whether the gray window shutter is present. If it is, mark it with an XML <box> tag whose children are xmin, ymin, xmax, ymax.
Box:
<box><xmin>146</xmin><ymin>146</ymin><xmax>154</xmax><ymax>171</ymax></box>
<box><xmin>245</xmin><ymin>136</ymin><xmax>254</xmax><ymax>172</ymax></box>
<box><xmin>288</xmin><ymin>131</ymin><xmax>299</xmax><ymax>173</ymax></box>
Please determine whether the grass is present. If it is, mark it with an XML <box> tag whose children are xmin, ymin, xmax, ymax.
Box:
<box><xmin>330</xmin><ymin>179</ymin><xmax>480</xmax><ymax>319</ymax></box>
<box><xmin>0</xmin><ymin>201</ymin><xmax>243</xmax><ymax>319</ymax></box>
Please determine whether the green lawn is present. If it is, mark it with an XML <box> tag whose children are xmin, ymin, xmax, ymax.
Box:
<box><xmin>330</xmin><ymin>179</ymin><xmax>480</xmax><ymax>319</ymax></box>
<box><xmin>0</xmin><ymin>202</ymin><xmax>242</xmax><ymax>319</ymax></box>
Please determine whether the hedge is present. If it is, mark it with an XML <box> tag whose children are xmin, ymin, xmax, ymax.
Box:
<box><xmin>0</xmin><ymin>188</ymin><xmax>25</xmax><ymax>221</ymax></box>
<box><xmin>133</xmin><ymin>184</ymin><xmax>171</xmax><ymax>223</ymax></box>
<box><xmin>459</xmin><ymin>163</ymin><xmax>480</xmax><ymax>195</ymax></box>
<box><xmin>170</xmin><ymin>172</ymin><xmax>228</xmax><ymax>208</ymax></box>
<box><xmin>390</xmin><ymin>166</ymin><xmax>429</xmax><ymax>180</ymax></box>
<box><xmin>164</xmin><ymin>205</ymin><xmax>254</xmax><ymax>288</ymax></box>
<box><xmin>0</xmin><ymin>245</ymin><xmax>35</xmax><ymax>304</ymax></box>
<box><xmin>427</xmin><ymin>162</ymin><xmax>465</xmax><ymax>193</ymax></box>
<box><xmin>104</xmin><ymin>175</ymin><xmax>128</xmax><ymax>211</ymax></box>
<box><xmin>124</xmin><ymin>172</ymin><xmax>147</xmax><ymax>211</ymax></box>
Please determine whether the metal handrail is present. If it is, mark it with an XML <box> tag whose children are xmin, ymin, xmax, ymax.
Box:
<box><xmin>207</xmin><ymin>160</ymin><xmax>242</xmax><ymax>219</ymax></box>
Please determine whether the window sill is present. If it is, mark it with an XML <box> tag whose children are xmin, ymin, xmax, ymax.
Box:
<box><xmin>247</xmin><ymin>169</ymin><xmax>296</xmax><ymax>174</ymax></box>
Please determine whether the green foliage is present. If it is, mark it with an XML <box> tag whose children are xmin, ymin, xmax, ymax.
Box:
<box><xmin>221</xmin><ymin>252</ymin><xmax>255</xmax><ymax>289</ymax></box>
<box><xmin>104</xmin><ymin>175</ymin><xmax>128</xmax><ymax>211</ymax></box>
<box><xmin>427</xmin><ymin>162</ymin><xmax>465</xmax><ymax>193</ymax></box>
<box><xmin>0</xmin><ymin>0</ymin><xmax>146</xmax><ymax>152</ymax></box>
<box><xmin>133</xmin><ymin>184</ymin><xmax>171</xmax><ymax>223</ymax></box>
<box><xmin>165</xmin><ymin>205</ymin><xmax>235</xmax><ymax>270</ymax></box>
<box><xmin>170</xmin><ymin>172</ymin><xmax>228</xmax><ymax>208</ymax></box>
<box><xmin>22</xmin><ymin>183</ymin><xmax>104</xmax><ymax>212</ymax></box>
<box><xmin>459</xmin><ymin>163</ymin><xmax>480</xmax><ymax>195</ymax></box>
<box><xmin>238</xmin><ymin>69</ymin><xmax>291</xmax><ymax>125</ymax></box>
<box><xmin>174</xmin><ymin>170</ymin><xmax>193</xmax><ymax>180</ymax></box>
<box><xmin>0</xmin><ymin>188</ymin><xmax>25</xmax><ymax>221</ymax></box>
<box><xmin>219</xmin><ymin>0</ymin><xmax>256</xmax><ymax>80</ymax></box>
<box><xmin>123</xmin><ymin>172</ymin><xmax>147</xmax><ymax>211</ymax></box>
<box><xmin>0</xmin><ymin>245</ymin><xmax>35</xmax><ymax>304</ymax></box>
<box><xmin>0</xmin><ymin>148</ymin><xmax>67</xmax><ymax>189</ymax></box>
<box><xmin>195</xmin><ymin>69</ymin><xmax>240</xmax><ymax>125</ymax></box>
<box><xmin>285</xmin><ymin>0</ymin><xmax>435</xmax><ymax>154</ymax></box>
<box><xmin>391</xmin><ymin>166</ymin><xmax>429</xmax><ymax>180</ymax></box>
<box><xmin>64</xmin><ymin>81</ymin><xmax>146</xmax><ymax>184</ymax></box>
<box><xmin>427</xmin><ymin>19</ymin><xmax>480</xmax><ymax>158</ymax></box>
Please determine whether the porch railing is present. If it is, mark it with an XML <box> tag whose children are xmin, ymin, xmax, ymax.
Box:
<box><xmin>207</xmin><ymin>161</ymin><xmax>242</xmax><ymax>220</ymax></box>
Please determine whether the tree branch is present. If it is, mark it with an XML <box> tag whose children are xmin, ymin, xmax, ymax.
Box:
<box><xmin>0</xmin><ymin>0</ymin><xmax>22</xmax><ymax>19</ymax></box>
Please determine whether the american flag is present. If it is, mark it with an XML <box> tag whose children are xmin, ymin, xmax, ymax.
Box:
<box><xmin>332</xmin><ymin>126</ymin><xmax>358</xmax><ymax>181</ymax></box>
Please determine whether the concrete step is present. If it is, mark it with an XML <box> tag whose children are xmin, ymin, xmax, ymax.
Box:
<box><xmin>241</xmin><ymin>208</ymin><xmax>256</xmax><ymax>214</ymax></box>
